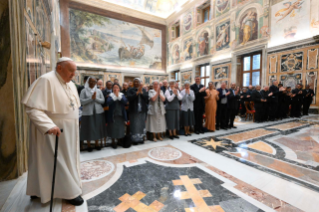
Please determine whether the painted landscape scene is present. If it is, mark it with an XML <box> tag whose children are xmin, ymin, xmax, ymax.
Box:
<box><xmin>69</xmin><ymin>9</ymin><xmax>162</xmax><ymax>70</ymax></box>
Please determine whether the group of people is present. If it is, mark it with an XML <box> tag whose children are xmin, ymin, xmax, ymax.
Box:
<box><xmin>22</xmin><ymin>58</ymin><xmax>315</xmax><ymax>206</ymax></box>
<box><xmin>239</xmin><ymin>81</ymin><xmax>314</xmax><ymax>123</ymax></box>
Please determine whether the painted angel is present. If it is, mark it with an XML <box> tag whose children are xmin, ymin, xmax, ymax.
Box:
<box><xmin>275</xmin><ymin>0</ymin><xmax>304</xmax><ymax>23</ymax></box>
<box><xmin>216</xmin><ymin>24</ymin><xmax>229</xmax><ymax>48</ymax></box>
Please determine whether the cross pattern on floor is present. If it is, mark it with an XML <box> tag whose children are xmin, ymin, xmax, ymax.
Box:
<box><xmin>113</xmin><ymin>191</ymin><xmax>164</xmax><ymax>212</ymax></box>
<box><xmin>173</xmin><ymin>175</ymin><xmax>224</xmax><ymax>212</ymax></box>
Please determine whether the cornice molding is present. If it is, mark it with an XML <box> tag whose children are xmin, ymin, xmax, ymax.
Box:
<box><xmin>267</xmin><ymin>37</ymin><xmax>316</xmax><ymax>53</ymax></box>
<box><xmin>69</xmin><ymin>0</ymin><xmax>166</xmax><ymax>25</ymax></box>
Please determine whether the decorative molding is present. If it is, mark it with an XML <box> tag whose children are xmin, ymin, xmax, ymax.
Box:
<box><xmin>210</xmin><ymin>58</ymin><xmax>231</xmax><ymax>66</ymax></box>
<box><xmin>69</xmin><ymin>0</ymin><xmax>166</xmax><ymax>24</ymax></box>
<box><xmin>269</xmin><ymin>55</ymin><xmax>277</xmax><ymax>74</ymax></box>
<box><xmin>267</xmin><ymin>37</ymin><xmax>316</xmax><ymax>53</ymax></box>
<box><xmin>307</xmin><ymin>49</ymin><xmax>318</xmax><ymax>70</ymax></box>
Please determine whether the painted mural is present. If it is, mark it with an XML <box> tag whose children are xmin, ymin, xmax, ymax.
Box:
<box><xmin>281</xmin><ymin>52</ymin><xmax>303</xmax><ymax>72</ymax></box>
<box><xmin>182</xmin><ymin>11</ymin><xmax>193</xmax><ymax>34</ymax></box>
<box><xmin>171</xmin><ymin>44</ymin><xmax>180</xmax><ymax>65</ymax></box>
<box><xmin>143</xmin><ymin>75</ymin><xmax>167</xmax><ymax>85</ymax></box>
<box><xmin>306</xmin><ymin>71</ymin><xmax>317</xmax><ymax>104</ymax></box>
<box><xmin>181</xmin><ymin>71</ymin><xmax>192</xmax><ymax>85</ymax></box>
<box><xmin>25</xmin><ymin>19</ymin><xmax>37</xmax><ymax>87</ymax></box>
<box><xmin>69</xmin><ymin>9</ymin><xmax>163</xmax><ymax>70</ymax></box>
<box><xmin>280</xmin><ymin>73</ymin><xmax>302</xmax><ymax>88</ymax></box>
<box><xmin>239</xmin><ymin>9</ymin><xmax>258</xmax><ymax>45</ymax></box>
<box><xmin>271</xmin><ymin>0</ymin><xmax>310</xmax><ymax>46</ymax></box>
<box><xmin>35</xmin><ymin>0</ymin><xmax>46</xmax><ymax>40</ymax></box>
<box><xmin>215</xmin><ymin>0</ymin><xmax>230</xmax><ymax>17</ymax></box>
<box><xmin>214</xmin><ymin>66</ymin><xmax>229</xmax><ymax>79</ymax></box>
<box><xmin>197</xmin><ymin>29</ymin><xmax>210</xmax><ymax>56</ymax></box>
<box><xmin>182</xmin><ymin>38</ymin><xmax>194</xmax><ymax>61</ymax></box>
<box><xmin>216</xmin><ymin>21</ymin><xmax>230</xmax><ymax>51</ymax></box>
<box><xmin>24</xmin><ymin>0</ymin><xmax>35</xmax><ymax>22</ymax></box>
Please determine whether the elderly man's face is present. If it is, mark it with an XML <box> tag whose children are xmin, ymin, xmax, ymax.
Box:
<box><xmin>97</xmin><ymin>80</ymin><xmax>103</xmax><ymax>89</ymax></box>
<box><xmin>231</xmin><ymin>83</ymin><xmax>236</xmax><ymax>89</ymax></box>
<box><xmin>133</xmin><ymin>80</ymin><xmax>140</xmax><ymax>88</ymax></box>
<box><xmin>195</xmin><ymin>77</ymin><xmax>200</xmax><ymax>84</ymax></box>
<box><xmin>123</xmin><ymin>83</ymin><xmax>128</xmax><ymax>90</ymax></box>
<box><xmin>221</xmin><ymin>83</ymin><xmax>226</xmax><ymax>89</ymax></box>
<box><xmin>57</xmin><ymin>61</ymin><xmax>77</xmax><ymax>83</ymax></box>
<box><xmin>163</xmin><ymin>80</ymin><xmax>168</xmax><ymax>87</ymax></box>
<box><xmin>169</xmin><ymin>82</ymin><xmax>175</xmax><ymax>88</ymax></box>
<box><xmin>256</xmin><ymin>85</ymin><xmax>261</xmax><ymax>91</ymax></box>
<box><xmin>248</xmin><ymin>85</ymin><xmax>252</xmax><ymax>90</ymax></box>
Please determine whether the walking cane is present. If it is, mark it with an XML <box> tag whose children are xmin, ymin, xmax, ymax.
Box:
<box><xmin>50</xmin><ymin>129</ymin><xmax>63</xmax><ymax>212</ymax></box>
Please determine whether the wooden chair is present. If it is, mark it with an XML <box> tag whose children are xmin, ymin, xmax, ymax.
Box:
<box><xmin>244</xmin><ymin>101</ymin><xmax>255</xmax><ymax>121</ymax></box>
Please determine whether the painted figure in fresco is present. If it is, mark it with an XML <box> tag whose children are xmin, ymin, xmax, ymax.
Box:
<box><xmin>275</xmin><ymin>0</ymin><xmax>304</xmax><ymax>23</ymax></box>
<box><xmin>183</xmin><ymin>13</ymin><xmax>192</xmax><ymax>31</ymax></box>
<box><xmin>216</xmin><ymin>0</ymin><xmax>229</xmax><ymax>12</ymax></box>
<box><xmin>216</xmin><ymin>23</ymin><xmax>229</xmax><ymax>50</ymax></box>
<box><xmin>240</xmin><ymin>11</ymin><xmax>258</xmax><ymax>45</ymax></box>
<box><xmin>172</xmin><ymin>45</ymin><xmax>180</xmax><ymax>64</ymax></box>
<box><xmin>198</xmin><ymin>31</ymin><xmax>209</xmax><ymax>56</ymax></box>
<box><xmin>183</xmin><ymin>40</ymin><xmax>193</xmax><ymax>61</ymax></box>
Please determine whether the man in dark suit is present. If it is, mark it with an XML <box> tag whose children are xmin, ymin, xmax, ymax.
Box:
<box><xmin>228</xmin><ymin>83</ymin><xmax>240</xmax><ymax>128</ymax></box>
<box><xmin>247</xmin><ymin>85</ymin><xmax>254</xmax><ymax>100</ymax></box>
<box><xmin>303</xmin><ymin>85</ymin><xmax>314</xmax><ymax>115</ymax></box>
<box><xmin>190</xmin><ymin>76</ymin><xmax>206</xmax><ymax>134</ymax></box>
<box><xmin>252</xmin><ymin>85</ymin><xmax>265</xmax><ymax>123</ymax></box>
<box><xmin>277</xmin><ymin>83</ymin><xmax>285</xmax><ymax>119</ymax></box>
<box><xmin>291</xmin><ymin>84</ymin><xmax>303</xmax><ymax>117</ymax></box>
<box><xmin>239</xmin><ymin>88</ymin><xmax>251</xmax><ymax>116</ymax></box>
<box><xmin>283</xmin><ymin>87</ymin><xmax>292</xmax><ymax>117</ymax></box>
<box><xmin>268</xmin><ymin>80</ymin><xmax>283</xmax><ymax>121</ymax></box>
<box><xmin>260</xmin><ymin>86</ymin><xmax>269</xmax><ymax>121</ymax></box>
<box><xmin>217</xmin><ymin>82</ymin><xmax>231</xmax><ymax>130</ymax></box>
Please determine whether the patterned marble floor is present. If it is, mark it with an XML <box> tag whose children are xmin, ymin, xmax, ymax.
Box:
<box><xmin>2</xmin><ymin>118</ymin><xmax>319</xmax><ymax>212</ymax></box>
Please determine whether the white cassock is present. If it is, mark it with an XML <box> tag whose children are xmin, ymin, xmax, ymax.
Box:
<box><xmin>22</xmin><ymin>70</ymin><xmax>82</xmax><ymax>203</ymax></box>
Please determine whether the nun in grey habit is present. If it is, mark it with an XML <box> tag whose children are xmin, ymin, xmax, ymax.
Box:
<box><xmin>80</xmin><ymin>77</ymin><xmax>106</xmax><ymax>152</ymax></box>
<box><xmin>165</xmin><ymin>80</ymin><xmax>182</xmax><ymax>139</ymax></box>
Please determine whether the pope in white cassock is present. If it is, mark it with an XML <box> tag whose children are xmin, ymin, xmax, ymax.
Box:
<box><xmin>22</xmin><ymin>57</ymin><xmax>84</xmax><ymax>206</ymax></box>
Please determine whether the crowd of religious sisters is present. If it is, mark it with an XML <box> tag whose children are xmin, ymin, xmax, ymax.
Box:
<box><xmin>21</xmin><ymin>58</ymin><xmax>314</xmax><ymax>206</ymax></box>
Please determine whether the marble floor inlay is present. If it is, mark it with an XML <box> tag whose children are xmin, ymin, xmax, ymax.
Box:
<box><xmin>219</xmin><ymin>129</ymin><xmax>277</xmax><ymax>144</ymax></box>
<box><xmin>80</xmin><ymin>160</ymin><xmax>114</xmax><ymax>182</ymax></box>
<box><xmin>87</xmin><ymin>161</ymin><xmax>263</xmax><ymax>212</ymax></box>
<box><xmin>266</xmin><ymin>122</ymin><xmax>308</xmax><ymax>131</ymax></box>
<box><xmin>247</xmin><ymin>141</ymin><xmax>275</xmax><ymax>154</ymax></box>
<box><xmin>148</xmin><ymin>146</ymin><xmax>182</xmax><ymax>161</ymax></box>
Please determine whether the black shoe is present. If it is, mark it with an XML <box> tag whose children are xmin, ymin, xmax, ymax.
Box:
<box><xmin>111</xmin><ymin>143</ymin><xmax>117</xmax><ymax>149</ymax></box>
<box><xmin>132</xmin><ymin>142</ymin><xmax>139</xmax><ymax>145</ymax></box>
<box><xmin>195</xmin><ymin>131</ymin><xmax>200</xmax><ymax>134</ymax></box>
<box><xmin>67</xmin><ymin>196</ymin><xmax>84</xmax><ymax>206</ymax></box>
<box><xmin>30</xmin><ymin>196</ymin><xmax>39</xmax><ymax>200</ymax></box>
<box><xmin>232</xmin><ymin>126</ymin><xmax>237</xmax><ymax>128</ymax></box>
<box><xmin>216</xmin><ymin>127</ymin><xmax>220</xmax><ymax>130</ymax></box>
<box><xmin>221</xmin><ymin>127</ymin><xmax>228</xmax><ymax>130</ymax></box>
<box><xmin>169</xmin><ymin>136</ymin><xmax>174</xmax><ymax>140</ymax></box>
<box><xmin>200</xmin><ymin>131</ymin><xmax>204</xmax><ymax>134</ymax></box>
<box><xmin>87</xmin><ymin>147</ymin><xmax>93</xmax><ymax>152</ymax></box>
<box><xmin>96</xmin><ymin>146</ymin><xmax>101</xmax><ymax>151</ymax></box>
<box><xmin>173</xmin><ymin>135</ymin><xmax>179</xmax><ymax>139</ymax></box>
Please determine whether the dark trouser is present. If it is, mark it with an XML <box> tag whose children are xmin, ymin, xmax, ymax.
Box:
<box><xmin>268</xmin><ymin>100</ymin><xmax>278</xmax><ymax>120</ymax></box>
<box><xmin>194</xmin><ymin>107</ymin><xmax>204</xmax><ymax>131</ymax></box>
<box><xmin>218</xmin><ymin>104</ymin><xmax>228</xmax><ymax>128</ymax></box>
<box><xmin>291</xmin><ymin>101</ymin><xmax>301</xmax><ymax>117</ymax></box>
<box><xmin>240</xmin><ymin>102</ymin><xmax>246</xmax><ymax>115</ymax></box>
<box><xmin>228</xmin><ymin>108</ymin><xmax>236</xmax><ymax>127</ymax></box>
<box><xmin>255</xmin><ymin>104</ymin><xmax>263</xmax><ymax>122</ymax></box>
<box><xmin>262</xmin><ymin>102</ymin><xmax>268</xmax><ymax>121</ymax></box>
<box><xmin>303</xmin><ymin>101</ymin><xmax>311</xmax><ymax>115</ymax></box>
